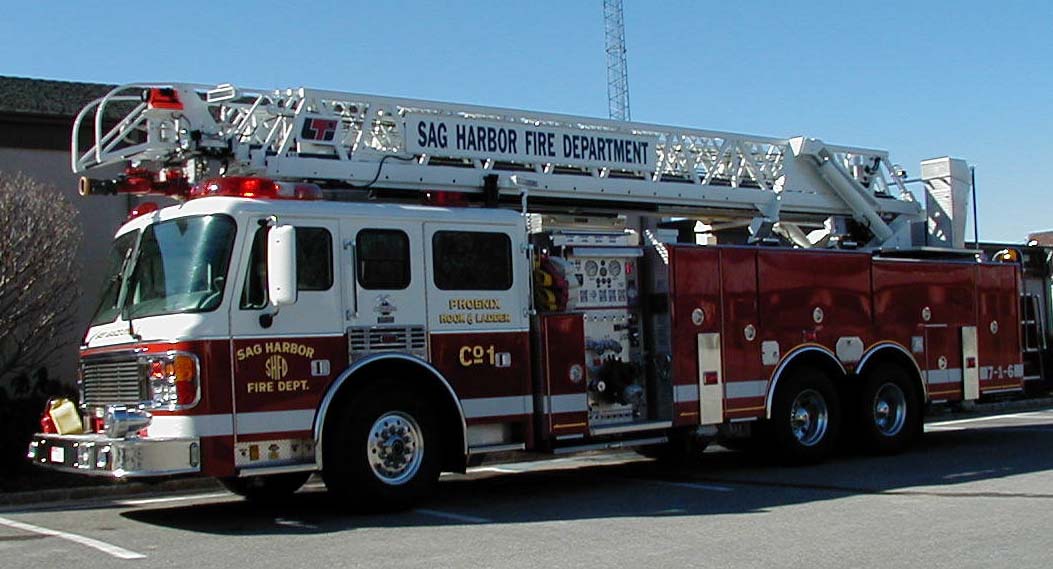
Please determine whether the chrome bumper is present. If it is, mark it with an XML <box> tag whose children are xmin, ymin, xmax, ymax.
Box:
<box><xmin>27</xmin><ymin>433</ymin><xmax>201</xmax><ymax>478</ymax></box>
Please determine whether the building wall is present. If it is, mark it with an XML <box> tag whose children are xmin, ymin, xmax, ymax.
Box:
<box><xmin>1029</xmin><ymin>231</ymin><xmax>1053</xmax><ymax>247</ymax></box>
<box><xmin>0</xmin><ymin>147</ymin><xmax>129</xmax><ymax>384</ymax></box>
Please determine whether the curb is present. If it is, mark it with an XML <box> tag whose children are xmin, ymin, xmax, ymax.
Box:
<box><xmin>0</xmin><ymin>476</ymin><xmax>222</xmax><ymax>510</ymax></box>
<box><xmin>3</xmin><ymin>397</ymin><xmax>1051</xmax><ymax>509</ymax></box>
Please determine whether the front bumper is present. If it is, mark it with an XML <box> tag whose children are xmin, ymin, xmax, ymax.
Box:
<box><xmin>27</xmin><ymin>433</ymin><xmax>201</xmax><ymax>478</ymax></box>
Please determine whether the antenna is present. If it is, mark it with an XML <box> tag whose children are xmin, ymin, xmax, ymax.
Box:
<box><xmin>603</xmin><ymin>0</ymin><xmax>630</xmax><ymax>121</ymax></box>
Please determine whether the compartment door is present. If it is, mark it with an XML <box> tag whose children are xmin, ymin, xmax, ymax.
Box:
<box><xmin>923</xmin><ymin>324</ymin><xmax>962</xmax><ymax>400</ymax></box>
<box><xmin>538</xmin><ymin>313</ymin><xmax>588</xmax><ymax>438</ymax></box>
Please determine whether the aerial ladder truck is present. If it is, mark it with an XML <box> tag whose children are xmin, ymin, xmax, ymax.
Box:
<box><xmin>27</xmin><ymin>83</ymin><xmax>1024</xmax><ymax>508</ymax></box>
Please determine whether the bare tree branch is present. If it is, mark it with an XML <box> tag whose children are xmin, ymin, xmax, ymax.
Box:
<box><xmin>0</xmin><ymin>171</ymin><xmax>82</xmax><ymax>388</ymax></box>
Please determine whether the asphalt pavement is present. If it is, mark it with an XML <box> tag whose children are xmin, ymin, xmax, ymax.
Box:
<box><xmin>1</xmin><ymin>407</ymin><xmax>1052</xmax><ymax>568</ymax></box>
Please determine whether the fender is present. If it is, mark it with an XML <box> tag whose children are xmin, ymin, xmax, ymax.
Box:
<box><xmin>313</xmin><ymin>353</ymin><xmax>468</xmax><ymax>470</ymax></box>
<box><xmin>855</xmin><ymin>341</ymin><xmax>928</xmax><ymax>401</ymax></box>
<box><xmin>764</xmin><ymin>344</ymin><xmax>846</xmax><ymax>419</ymax></box>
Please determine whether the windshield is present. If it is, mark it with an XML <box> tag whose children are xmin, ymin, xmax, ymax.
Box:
<box><xmin>124</xmin><ymin>215</ymin><xmax>237</xmax><ymax>319</ymax></box>
<box><xmin>90</xmin><ymin>215</ymin><xmax>237</xmax><ymax>324</ymax></box>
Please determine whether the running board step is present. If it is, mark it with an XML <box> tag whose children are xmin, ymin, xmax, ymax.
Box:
<box><xmin>590</xmin><ymin>420</ymin><xmax>673</xmax><ymax>436</ymax></box>
<box><xmin>468</xmin><ymin>443</ymin><xmax>527</xmax><ymax>455</ymax></box>
<box><xmin>236</xmin><ymin>463</ymin><xmax>316</xmax><ymax>477</ymax></box>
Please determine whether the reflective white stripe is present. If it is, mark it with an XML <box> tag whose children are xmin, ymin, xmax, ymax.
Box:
<box><xmin>543</xmin><ymin>393</ymin><xmax>589</xmax><ymax>414</ymax></box>
<box><xmin>462</xmin><ymin>395</ymin><xmax>533</xmax><ymax>419</ymax></box>
<box><xmin>147</xmin><ymin>410</ymin><xmax>316</xmax><ymax>438</ymax></box>
<box><xmin>148</xmin><ymin>414</ymin><xmax>233</xmax><ymax>438</ymax></box>
<box><xmin>236</xmin><ymin>409</ymin><xmax>316</xmax><ymax>434</ymax></box>
<box><xmin>674</xmin><ymin>384</ymin><xmax>699</xmax><ymax>403</ymax></box>
<box><xmin>725</xmin><ymin>379</ymin><xmax>768</xmax><ymax>399</ymax></box>
<box><xmin>927</xmin><ymin>368</ymin><xmax>962</xmax><ymax>385</ymax></box>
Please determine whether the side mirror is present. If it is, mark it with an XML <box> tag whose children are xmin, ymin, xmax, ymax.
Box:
<box><xmin>267</xmin><ymin>225</ymin><xmax>297</xmax><ymax>307</ymax></box>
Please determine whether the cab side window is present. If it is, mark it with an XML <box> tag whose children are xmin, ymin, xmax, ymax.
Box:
<box><xmin>240</xmin><ymin>225</ymin><xmax>333</xmax><ymax>309</ymax></box>
<box><xmin>432</xmin><ymin>231</ymin><xmax>512</xmax><ymax>290</ymax></box>
<box><xmin>296</xmin><ymin>227</ymin><xmax>333</xmax><ymax>291</ymax></box>
<box><xmin>357</xmin><ymin>229</ymin><xmax>410</xmax><ymax>290</ymax></box>
<box><xmin>240</xmin><ymin>227</ymin><xmax>268</xmax><ymax>309</ymax></box>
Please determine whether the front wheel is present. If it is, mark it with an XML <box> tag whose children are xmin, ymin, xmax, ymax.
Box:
<box><xmin>770</xmin><ymin>367</ymin><xmax>841</xmax><ymax>464</ymax></box>
<box><xmin>322</xmin><ymin>388</ymin><xmax>441</xmax><ymax>511</ymax></box>
<box><xmin>857</xmin><ymin>362</ymin><xmax>922</xmax><ymax>454</ymax></box>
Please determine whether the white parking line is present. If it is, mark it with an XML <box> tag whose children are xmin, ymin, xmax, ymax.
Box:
<box><xmin>468</xmin><ymin>466</ymin><xmax>522</xmax><ymax>474</ymax></box>
<box><xmin>925</xmin><ymin>425</ymin><xmax>965</xmax><ymax>432</ymax></box>
<box><xmin>927</xmin><ymin>411</ymin><xmax>1051</xmax><ymax>427</ymax></box>
<box><xmin>274</xmin><ymin>517</ymin><xmax>318</xmax><ymax>529</ymax></box>
<box><xmin>0</xmin><ymin>516</ymin><xmax>146</xmax><ymax>560</ymax></box>
<box><xmin>648</xmin><ymin>480</ymin><xmax>734</xmax><ymax>493</ymax></box>
<box><xmin>415</xmin><ymin>508</ymin><xmax>492</xmax><ymax>524</ymax></box>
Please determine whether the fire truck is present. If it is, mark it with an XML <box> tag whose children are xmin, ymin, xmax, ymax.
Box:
<box><xmin>27</xmin><ymin>83</ymin><xmax>1025</xmax><ymax>508</ymax></box>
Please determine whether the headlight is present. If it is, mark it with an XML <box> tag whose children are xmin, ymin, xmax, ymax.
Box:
<box><xmin>142</xmin><ymin>352</ymin><xmax>200</xmax><ymax>409</ymax></box>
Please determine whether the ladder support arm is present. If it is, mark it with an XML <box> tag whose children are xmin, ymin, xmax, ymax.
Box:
<box><xmin>789</xmin><ymin>137</ymin><xmax>895</xmax><ymax>245</ymax></box>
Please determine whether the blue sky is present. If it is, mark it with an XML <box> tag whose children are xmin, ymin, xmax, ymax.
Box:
<box><xmin>2</xmin><ymin>0</ymin><xmax>1049</xmax><ymax>242</ymax></box>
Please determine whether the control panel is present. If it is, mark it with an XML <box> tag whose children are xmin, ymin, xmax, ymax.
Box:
<box><xmin>567</xmin><ymin>257</ymin><xmax>637</xmax><ymax>309</ymax></box>
<box><xmin>531</xmin><ymin>224</ymin><xmax>647</xmax><ymax>429</ymax></box>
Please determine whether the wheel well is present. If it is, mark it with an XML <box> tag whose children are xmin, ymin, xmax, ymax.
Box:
<box><xmin>765</xmin><ymin>347</ymin><xmax>847</xmax><ymax>419</ymax></box>
<box><xmin>856</xmin><ymin>345</ymin><xmax>927</xmax><ymax>403</ymax></box>
<box><xmin>316</xmin><ymin>356</ymin><xmax>467</xmax><ymax>474</ymax></box>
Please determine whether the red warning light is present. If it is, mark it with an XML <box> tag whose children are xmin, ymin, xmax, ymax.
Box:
<box><xmin>143</xmin><ymin>88</ymin><xmax>183</xmax><ymax>110</ymax></box>
<box><xmin>127</xmin><ymin>201</ymin><xmax>159</xmax><ymax>221</ymax></box>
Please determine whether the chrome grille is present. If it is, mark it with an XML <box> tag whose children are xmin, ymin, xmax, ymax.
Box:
<box><xmin>349</xmin><ymin>326</ymin><xmax>427</xmax><ymax>359</ymax></box>
<box><xmin>81</xmin><ymin>358</ymin><xmax>145</xmax><ymax>405</ymax></box>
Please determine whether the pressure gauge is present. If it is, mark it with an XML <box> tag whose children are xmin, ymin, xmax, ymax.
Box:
<box><xmin>608</xmin><ymin>260</ymin><xmax>621</xmax><ymax>277</ymax></box>
<box><xmin>585</xmin><ymin>260</ymin><xmax>599</xmax><ymax>277</ymax></box>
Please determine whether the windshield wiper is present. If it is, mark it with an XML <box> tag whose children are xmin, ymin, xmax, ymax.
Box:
<box><xmin>116</xmin><ymin>248</ymin><xmax>142</xmax><ymax>342</ymax></box>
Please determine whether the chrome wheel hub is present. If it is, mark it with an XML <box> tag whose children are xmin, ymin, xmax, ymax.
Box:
<box><xmin>872</xmin><ymin>382</ymin><xmax>907</xmax><ymax>436</ymax></box>
<box><xmin>789</xmin><ymin>389</ymin><xmax>829</xmax><ymax>447</ymax></box>
<box><xmin>367</xmin><ymin>411</ymin><xmax>424</xmax><ymax>485</ymax></box>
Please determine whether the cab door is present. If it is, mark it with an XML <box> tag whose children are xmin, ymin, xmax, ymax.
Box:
<box><xmin>229</xmin><ymin>217</ymin><xmax>345</xmax><ymax>460</ymax></box>
<box><xmin>422</xmin><ymin>223</ymin><xmax>533</xmax><ymax>429</ymax></box>
<box><xmin>341</xmin><ymin>219</ymin><xmax>428</xmax><ymax>358</ymax></box>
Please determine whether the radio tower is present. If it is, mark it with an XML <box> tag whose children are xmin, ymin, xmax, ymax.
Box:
<box><xmin>603</xmin><ymin>0</ymin><xmax>631</xmax><ymax>121</ymax></box>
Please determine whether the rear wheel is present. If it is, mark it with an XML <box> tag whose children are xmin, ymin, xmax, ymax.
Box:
<box><xmin>857</xmin><ymin>362</ymin><xmax>922</xmax><ymax>454</ymax></box>
<box><xmin>322</xmin><ymin>387</ymin><xmax>441</xmax><ymax>511</ymax></box>
<box><xmin>770</xmin><ymin>367</ymin><xmax>841</xmax><ymax>463</ymax></box>
<box><xmin>219</xmin><ymin>472</ymin><xmax>310</xmax><ymax>502</ymax></box>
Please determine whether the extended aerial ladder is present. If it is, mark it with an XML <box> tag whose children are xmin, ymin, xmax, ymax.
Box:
<box><xmin>73</xmin><ymin>82</ymin><xmax>928</xmax><ymax>249</ymax></box>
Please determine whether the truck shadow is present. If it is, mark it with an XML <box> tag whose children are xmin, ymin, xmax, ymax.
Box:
<box><xmin>121</xmin><ymin>422</ymin><xmax>1053</xmax><ymax>535</ymax></box>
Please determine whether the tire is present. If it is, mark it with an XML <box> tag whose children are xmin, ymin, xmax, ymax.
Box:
<box><xmin>857</xmin><ymin>362</ymin><xmax>922</xmax><ymax>454</ymax></box>
<box><xmin>219</xmin><ymin>472</ymin><xmax>310</xmax><ymax>501</ymax></box>
<box><xmin>322</xmin><ymin>387</ymin><xmax>441</xmax><ymax>511</ymax></box>
<box><xmin>770</xmin><ymin>366</ymin><xmax>841</xmax><ymax>464</ymax></box>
